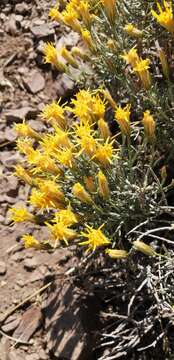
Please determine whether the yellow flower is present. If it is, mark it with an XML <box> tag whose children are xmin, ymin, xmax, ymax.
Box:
<box><xmin>151</xmin><ymin>1</ymin><xmax>174</xmax><ymax>33</ymax></box>
<box><xmin>133</xmin><ymin>240</ymin><xmax>156</xmax><ymax>256</ymax></box>
<box><xmin>40</xmin><ymin>101</ymin><xmax>67</xmax><ymax>129</ymax></box>
<box><xmin>78</xmin><ymin>1</ymin><xmax>92</xmax><ymax>26</ymax></box>
<box><xmin>16</xmin><ymin>138</ymin><xmax>33</xmax><ymax>155</ymax></box>
<box><xmin>124</xmin><ymin>24</ymin><xmax>143</xmax><ymax>37</ymax></box>
<box><xmin>98</xmin><ymin>170</ymin><xmax>110</xmax><ymax>199</ymax></box>
<box><xmin>79</xmin><ymin>224</ymin><xmax>110</xmax><ymax>252</ymax></box>
<box><xmin>46</xmin><ymin>221</ymin><xmax>76</xmax><ymax>245</ymax></box>
<box><xmin>115</xmin><ymin>104</ymin><xmax>131</xmax><ymax>137</ymax></box>
<box><xmin>40</xmin><ymin>129</ymin><xmax>72</xmax><ymax>155</ymax></box>
<box><xmin>9</xmin><ymin>207</ymin><xmax>34</xmax><ymax>223</ymax></box>
<box><xmin>29</xmin><ymin>188</ymin><xmax>64</xmax><ymax>210</ymax></box>
<box><xmin>77</xmin><ymin>135</ymin><xmax>97</xmax><ymax>158</ymax></box>
<box><xmin>14</xmin><ymin>164</ymin><xmax>33</xmax><ymax>185</ymax></box>
<box><xmin>62</xmin><ymin>9</ymin><xmax>81</xmax><ymax>32</ymax></box>
<box><xmin>55</xmin><ymin>148</ymin><xmax>75</xmax><ymax>168</ymax></box>
<box><xmin>49</xmin><ymin>7</ymin><xmax>64</xmax><ymax>23</ymax></box>
<box><xmin>98</xmin><ymin>118</ymin><xmax>111</xmax><ymax>140</ymax></box>
<box><xmin>43</xmin><ymin>42</ymin><xmax>67</xmax><ymax>72</ymax></box>
<box><xmin>27</xmin><ymin>150</ymin><xmax>60</xmax><ymax>175</ymax></box>
<box><xmin>122</xmin><ymin>48</ymin><xmax>140</xmax><ymax>67</ymax></box>
<box><xmin>73</xmin><ymin>121</ymin><xmax>92</xmax><ymax>138</ymax></box>
<box><xmin>142</xmin><ymin>110</ymin><xmax>156</xmax><ymax>141</ymax></box>
<box><xmin>81</xmin><ymin>29</ymin><xmax>93</xmax><ymax>48</ymax></box>
<box><xmin>101</xmin><ymin>0</ymin><xmax>115</xmax><ymax>21</ymax></box>
<box><xmin>84</xmin><ymin>176</ymin><xmax>96</xmax><ymax>192</ymax></box>
<box><xmin>106</xmin><ymin>248</ymin><xmax>128</xmax><ymax>258</ymax></box>
<box><xmin>72</xmin><ymin>183</ymin><xmax>93</xmax><ymax>203</ymax></box>
<box><xmin>70</xmin><ymin>89</ymin><xmax>94</xmax><ymax>123</ymax></box>
<box><xmin>14</xmin><ymin>122</ymin><xmax>40</xmax><ymax>139</ymax></box>
<box><xmin>92</xmin><ymin>139</ymin><xmax>115</xmax><ymax>167</ymax></box>
<box><xmin>37</xmin><ymin>179</ymin><xmax>65</xmax><ymax>203</ymax></box>
<box><xmin>60</xmin><ymin>47</ymin><xmax>79</xmax><ymax>68</ymax></box>
<box><xmin>53</xmin><ymin>206</ymin><xmax>77</xmax><ymax>226</ymax></box>
<box><xmin>93</xmin><ymin>95</ymin><xmax>106</xmax><ymax>119</ymax></box>
<box><xmin>133</xmin><ymin>58</ymin><xmax>151</xmax><ymax>89</ymax></box>
<box><xmin>22</xmin><ymin>234</ymin><xmax>41</xmax><ymax>249</ymax></box>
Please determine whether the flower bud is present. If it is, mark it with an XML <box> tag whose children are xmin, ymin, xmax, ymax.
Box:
<box><xmin>98</xmin><ymin>171</ymin><xmax>110</xmax><ymax>199</ymax></box>
<box><xmin>106</xmin><ymin>248</ymin><xmax>128</xmax><ymax>258</ymax></box>
<box><xmin>72</xmin><ymin>183</ymin><xmax>93</xmax><ymax>204</ymax></box>
<box><xmin>142</xmin><ymin>110</ymin><xmax>156</xmax><ymax>142</ymax></box>
<box><xmin>133</xmin><ymin>240</ymin><xmax>156</xmax><ymax>256</ymax></box>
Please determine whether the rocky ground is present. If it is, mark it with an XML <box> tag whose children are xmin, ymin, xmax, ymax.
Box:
<box><xmin>0</xmin><ymin>1</ymin><xmax>90</xmax><ymax>359</ymax></box>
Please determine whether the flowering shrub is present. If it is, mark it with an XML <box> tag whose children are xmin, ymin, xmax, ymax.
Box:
<box><xmin>11</xmin><ymin>87</ymin><xmax>167</xmax><ymax>259</ymax></box>
<box><xmin>9</xmin><ymin>1</ymin><xmax>174</xmax><ymax>358</ymax></box>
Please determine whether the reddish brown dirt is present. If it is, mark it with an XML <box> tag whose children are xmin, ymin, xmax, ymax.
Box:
<box><xmin>0</xmin><ymin>1</ymin><xmax>84</xmax><ymax>359</ymax></box>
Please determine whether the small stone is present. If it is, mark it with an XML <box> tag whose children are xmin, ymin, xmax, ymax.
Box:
<box><xmin>0</xmin><ymin>261</ymin><xmax>7</xmax><ymax>275</ymax></box>
<box><xmin>15</xmin><ymin>3</ymin><xmax>30</xmax><ymax>15</ymax></box>
<box><xmin>5</xmin><ymin>107</ymin><xmax>37</xmax><ymax>122</ymax></box>
<box><xmin>23</xmin><ymin>70</ymin><xmax>45</xmax><ymax>94</ymax></box>
<box><xmin>30</xmin><ymin>24</ymin><xmax>54</xmax><ymax>40</ymax></box>
<box><xmin>39</xmin><ymin>349</ymin><xmax>47</xmax><ymax>360</ymax></box>
<box><xmin>56</xmin><ymin>73</ymin><xmax>74</xmax><ymax>98</ymax></box>
<box><xmin>2</xmin><ymin>316</ymin><xmax>20</xmax><ymax>333</ymax></box>
<box><xmin>26</xmin><ymin>354</ymin><xmax>39</xmax><ymax>360</ymax></box>
<box><xmin>4</xmin><ymin>126</ymin><xmax>17</xmax><ymax>142</ymax></box>
<box><xmin>24</xmin><ymin>258</ymin><xmax>37</xmax><ymax>271</ymax></box>
<box><xmin>5</xmin><ymin>15</ymin><xmax>17</xmax><ymax>35</ymax></box>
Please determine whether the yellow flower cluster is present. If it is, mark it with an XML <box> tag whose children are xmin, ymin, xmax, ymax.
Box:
<box><xmin>12</xmin><ymin>87</ymin><xmax>156</xmax><ymax>256</ymax></box>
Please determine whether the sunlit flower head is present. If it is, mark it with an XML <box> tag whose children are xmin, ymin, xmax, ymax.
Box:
<box><xmin>46</xmin><ymin>221</ymin><xmax>76</xmax><ymax>245</ymax></box>
<box><xmin>122</xmin><ymin>48</ymin><xmax>140</xmax><ymax>67</ymax></box>
<box><xmin>22</xmin><ymin>234</ymin><xmax>41</xmax><ymax>249</ymax></box>
<box><xmin>49</xmin><ymin>7</ymin><xmax>64</xmax><ymax>23</ymax></box>
<box><xmin>9</xmin><ymin>207</ymin><xmax>34</xmax><ymax>223</ymax></box>
<box><xmin>40</xmin><ymin>101</ymin><xmax>67</xmax><ymax>129</ymax></box>
<box><xmin>133</xmin><ymin>58</ymin><xmax>151</xmax><ymax>89</ymax></box>
<box><xmin>14</xmin><ymin>164</ymin><xmax>33</xmax><ymax>185</ymax></box>
<box><xmin>151</xmin><ymin>1</ymin><xmax>174</xmax><ymax>33</ymax></box>
<box><xmin>80</xmin><ymin>224</ymin><xmax>110</xmax><ymax>252</ymax></box>
<box><xmin>43</xmin><ymin>43</ymin><xmax>67</xmax><ymax>72</ymax></box>
<box><xmin>92</xmin><ymin>139</ymin><xmax>116</xmax><ymax>167</ymax></box>
<box><xmin>53</xmin><ymin>206</ymin><xmax>78</xmax><ymax>227</ymax></box>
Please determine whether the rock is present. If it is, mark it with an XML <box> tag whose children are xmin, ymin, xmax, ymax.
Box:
<box><xmin>4</xmin><ymin>126</ymin><xmax>17</xmax><ymax>142</ymax></box>
<box><xmin>25</xmin><ymin>354</ymin><xmax>39</xmax><ymax>360</ymax></box>
<box><xmin>13</xmin><ymin>306</ymin><xmax>42</xmax><ymax>342</ymax></box>
<box><xmin>8</xmin><ymin>350</ymin><xmax>24</xmax><ymax>360</ymax></box>
<box><xmin>5</xmin><ymin>15</ymin><xmax>17</xmax><ymax>35</ymax></box>
<box><xmin>24</xmin><ymin>257</ymin><xmax>37</xmax><ymax>271</ymax></box>
<box><xmin>45</xmin><ymin>282</ymin><xmax>87</xmax><ymax>359</ymax></box>
<box><xmin>5</xmin><ymin>107</ymin><xmax>37</xmax><ymax>122</ymax></box>
<box><xmin>55</xmin><ymin>73</ymin><xmax>74</xmax><ymax>98</ymax></box>
<box><xmin>23</xmin><ymin>70</ymin><xmax>45</xmax><ymax>94</ymax></box>
<box><xmin>30</xmin><ymin>24</ymin><xmax>54</xmax><ymax>40</ymax></box>
<box><xmin>38</xmin><ymin>349</ymin><xmax>47</xmax><ymax>360</ymax></box>
<box><xmin>2</xmin><ymin>316</ymin><xmax>20</xmax><ymax>333</ymax></box>
<box><xmin>0</xmin><ymin>261</ymin><xmax>7</xmax><ymax>275</ymax></box>
<box><xmin>15</xmin><ymin>3</ymin><xmax>31</xmax><ymax>15</ymax></box>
